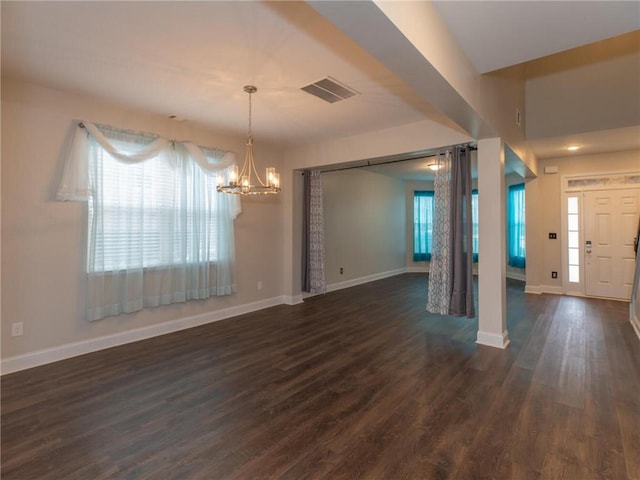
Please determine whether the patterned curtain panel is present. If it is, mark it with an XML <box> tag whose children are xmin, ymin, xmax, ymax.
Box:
<box><xmin>301</xmin><ymin>170</ymin><xmax>326</xmax><ymax>294</ymax></box>
<box><xmin>427</xmin><ymin>146</ymin><xmax>475</xmax><ymax>318</ymax></box>
<box><xmin>427</xmin><ymin>152</ymin><xmax>452</xmax><ymax>314</ymax></box>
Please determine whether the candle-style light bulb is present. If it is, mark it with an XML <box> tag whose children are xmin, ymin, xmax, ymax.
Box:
<box><xmin>229</xmin><ymin>165</ymin><xmax>238</xmax><ymax>185</ymax></box>
<box><xmin>265</xmin><ymin>167</ymin><xmax>275</xmax><ymax>187</ymax></box>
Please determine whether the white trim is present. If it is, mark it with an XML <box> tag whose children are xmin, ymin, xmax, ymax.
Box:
<box><xmin>476</xmin><ymin>329</ymin><xmax>510</xmax><ymax>349</ymax></box>
<box><xmin>540</xmin><ymin>285</ymin><xmax>564</xmax><ymax>295</ymax></box>
<box><xmin>506</xmin><ymin>271</ymin><xmax>526</xmax><ymax>282</ymax></box>
<box><xmin>405</xmin><ymin>266</ymin><xmax>429</xmax><ymax>273</ymax></box>
<box><xmin>0</xmin><ymin>296</ymin><xmax>285</xmax><ymax>375</ymax></box>
<box><xmin>523</xmin><ymin>284</ymin><xmax>564</xmax><ymax>295</ymax></box>
<box><xmin>631</xmin><ymin>309</ymin><xmax>640</xmax><ymax>341</ymax></box>
<box><xmin>524</xmin><ymin>285</ymin><xmax>541</xmax><ymax>294</ymax></box>
<box><xmin>326</xmin><ymin>268</ymin><xmax>406</xmax><ymax>293</ymax></box>
<box><xmin>631</xmin><ymin>253</ymin><xmax>640</xmax><ymax>341</ymax></box>
<box><xmin>282</xmin><ymin>295</ymin><xmax>304</xmax><ymax>305</ymax></box>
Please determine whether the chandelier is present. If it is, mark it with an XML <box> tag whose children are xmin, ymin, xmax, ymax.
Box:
<box><xmin>217</xmin><ymin>85</ymin><xmax>280</xmax><ymax>195</ymax></box>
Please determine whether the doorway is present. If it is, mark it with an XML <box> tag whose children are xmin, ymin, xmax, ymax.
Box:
<box><xmin>563</xmin><ymin>172</ymin><xmax>640</xmax><ymax>301</ymax></box>
<box><xmin>583</xmin><ymin>188</ymin><xmax>639</xmax><ymax>300</ymax></box>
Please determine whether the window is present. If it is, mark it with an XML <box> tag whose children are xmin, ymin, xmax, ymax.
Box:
<box><xmin>567</xmin><ymin>196</ymin><xmax>580</xmax><ymax>283</ymax></box>
<box><xmin>508</xmin><ymin>183</ymin><xmax>526</xmax><ymax>268</ymax></box>
<box><xmin>57</xmin><ymin>122</ymin><xmax>240</xmax><ymax>321</ymax></box>
<box><xmin>88</xmin><ymin>138</ymin><xmax>222</xmax><ymax>272</ymax></box>
<box><xmin>413</xmin><ymin>190</ymin><xmax>478</xmax><ymax>262</ymax></box>
<box><xmin>413</xmin><ymin>191</ymin><xmax>434</xmax><ymax>261</ymax></box>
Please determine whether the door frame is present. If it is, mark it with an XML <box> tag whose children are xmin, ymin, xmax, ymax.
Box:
<box><xmin>561</xmin><ymin>170</ymin><xmax>640</xmax><ymax>298</ymax></box>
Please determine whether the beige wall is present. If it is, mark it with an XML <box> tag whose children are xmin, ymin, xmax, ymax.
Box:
<box><xmin>282</xmin><ymin>116</ymin><xmax>472</xmax><ymax>298</ymax></box>
<box><xmin>526</xmin><ymin>32</ymin><xmax>640</xmax><ymax>140</ymax></box>
<box><xmin>1</xmin><ymin>80</ymin><xmax>284</xmax><ymax>359</ymax></box>
<box><xmin>526</xmin><ymin>149</ymin><xmax>640</xmax><ymax>290</ymax></box>
<box><xmin>322</xmin><ymin>169</ymin><xmax>406</xmax><ymax>285</ymax></box>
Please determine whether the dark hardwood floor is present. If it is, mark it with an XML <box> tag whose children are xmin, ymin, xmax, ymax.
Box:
<box><xmin>2</xmin><ymin>274</ymin><xmax>639</xmax><ymax>479</ymax></box>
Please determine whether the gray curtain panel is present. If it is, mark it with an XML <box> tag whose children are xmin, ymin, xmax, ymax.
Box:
<box><xmin>449</xmin><ymin>146</ymin><xmax>475</xmax><ymax>317</ymax></box>
<box><xmin>302</xmin><ymin>170</ymin><xmax>312</xmax><ymax>292</ymax></box>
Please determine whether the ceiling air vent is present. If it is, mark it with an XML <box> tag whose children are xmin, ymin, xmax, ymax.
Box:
<box><xmin>301</xmin><ymin>77</ymin><xmax>358</xmax><ymax>104</ymax></box>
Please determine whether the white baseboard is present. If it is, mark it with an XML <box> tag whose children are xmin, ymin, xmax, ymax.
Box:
<box><xmin>506</xmin><ymin>271</ymin><xmax>526</xmax><ymax>282</ymax></box>
<box><xmin>405</xmin><ymin>266</ymin><xmax>429</xmax><ymax>273</ymax></box>
<box><xmin>1</xmin><ymin>296</ymin><xmax>285</xmax><ymax>376</ymax></box>
<box><xmin>282</xmin><ymin>294</ymin><xmax>304</xmax><ymax>306</ymax></box>
<box><xmin>524</xmin><ymin>285</ymin><xmax>541</xmax><ymax>294</ymax></box>
<box><xmin>476</xmin><ymin>329</ymin><xmax>510</xmax><ymax>349</ymax></box>
<box><xmin>540</xmin><ymin>285</ymin><xmax>564</xmax><ymax>295</ymax></box>
<box><xmin>326</xmin><ymin>268</ymin><xmax>406</xmax><ymax>293</ymax></box>
<box><xmin>525</xmin><ymin>284</ymin><xmax>563</xmax><ymax>295</ymax></box>
<box><xmin>631</xmin><ymin>307</ymin><xmax>640</xmax><ymax>341</ymax></box>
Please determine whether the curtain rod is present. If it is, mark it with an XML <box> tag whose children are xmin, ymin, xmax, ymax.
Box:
<box><xmin>319</xmin><ymin>144</ymin><xmax>477</xmax><ymax>174</ymax></box>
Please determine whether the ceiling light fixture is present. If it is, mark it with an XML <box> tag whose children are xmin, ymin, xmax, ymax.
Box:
<box><xmin>566</xmin><ymin>145</ymin><xmax>580</xmax><ymax>151</ymax></box>
<box><xmin>217</xmin><ymin>86</ymin><xmax>280</xmax><ymax>195</ymax></box>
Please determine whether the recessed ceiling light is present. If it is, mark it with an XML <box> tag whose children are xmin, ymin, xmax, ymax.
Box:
<box><xmin>566</xmin><ymin>145</ymin><xmax>580</xmax><ymax>151</ymax></box>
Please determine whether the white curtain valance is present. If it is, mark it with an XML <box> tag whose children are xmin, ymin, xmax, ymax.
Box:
<box><xmin>56</xmin><ymin>121</ymin><xmax>237</xmax><ymax>202</ymax></box>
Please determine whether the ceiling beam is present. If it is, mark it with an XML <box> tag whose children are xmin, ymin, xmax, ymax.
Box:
<box><xmin>307</xmin><ymin>0</ymin><xmax>495</xmax><ymax>139</ymax></box>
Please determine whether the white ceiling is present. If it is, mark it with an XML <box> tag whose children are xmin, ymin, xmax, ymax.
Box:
<box><xmin>2</xmin><ymin>1</ymin><xmax>639</xmax><ymax>175</ymax></box>
<box><xmin>1</xmin><ymin>1</ymin><xmax>446</xmax><ymax>147</ymax></box>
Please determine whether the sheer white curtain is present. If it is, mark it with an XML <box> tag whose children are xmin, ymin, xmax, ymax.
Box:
<box><xmin>427</xmin><ymin>152</ymin><xmax>452</xmax><ymax>314</ymax></box>
<box><xmin>57</xmin><ymin>122</ymin><xmax>241</xmax><ymax>321</ymax></box>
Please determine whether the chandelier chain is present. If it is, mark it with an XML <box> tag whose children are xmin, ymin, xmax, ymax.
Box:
<box><xmin>248</xmin><ymin>90</ymin><xmax>252</xmax><ymax>138</ymax></box>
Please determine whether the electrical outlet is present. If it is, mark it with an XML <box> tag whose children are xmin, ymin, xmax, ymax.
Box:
<box><xmin>257</xmin><ymin>280</ymin><xmax>263</xmax><ymax>290</ymax></box>
<box><xmin>551</xmin><ymin>271</ymin><xmax>558</xmax><ymax>279</ymax></box>
<box><xmin>339</xmin><ymin>267</ymin><xmax>344</xmax><ymax>275</ymax></box>
<box><xmin>11</xmin><ymin>322</ymin><xmax>23</xmax><ymax>337</ymax></box>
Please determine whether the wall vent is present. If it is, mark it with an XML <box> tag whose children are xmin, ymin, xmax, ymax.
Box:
<box><xmin>301</xmin><ymin>77</ymin><xmax>358</xmax><ymax>104</ymax></box>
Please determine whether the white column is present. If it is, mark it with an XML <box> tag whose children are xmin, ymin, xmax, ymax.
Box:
<box><xmin>282</xmin><ymin>167</ymin><xmax>304</xmax><ymax>305</ymax></box>
<box><xmin>477</xmin><ymin>138</ymin><xmax>510</xmax><ymax>348</ymax></box>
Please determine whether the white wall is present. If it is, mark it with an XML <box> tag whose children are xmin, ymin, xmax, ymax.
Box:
<box><xmin>322</xmin><ymin>169</ymin><xmax>406</xmax><ymax>286</ymax></box>
<box><xmin>1</xmin><ymin>80</ymin><xmax>284</xmax><ymax>361</ymax></box>
<box><xmin>526</xmin><ymin>149</ymin><xmax>640</xmax><ymax>291</ymax></box>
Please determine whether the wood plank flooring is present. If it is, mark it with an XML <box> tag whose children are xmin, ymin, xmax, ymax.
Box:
<box><xmin>2</xmin><ymin>274</ymin><xmax>639</xmax><ymax>479</ymax></box>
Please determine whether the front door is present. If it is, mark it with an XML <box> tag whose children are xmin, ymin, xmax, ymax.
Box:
<box><xmin>584</xmin><ymin>188</ymin><xmax>639</xmax><ymax>300</ymax></box>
